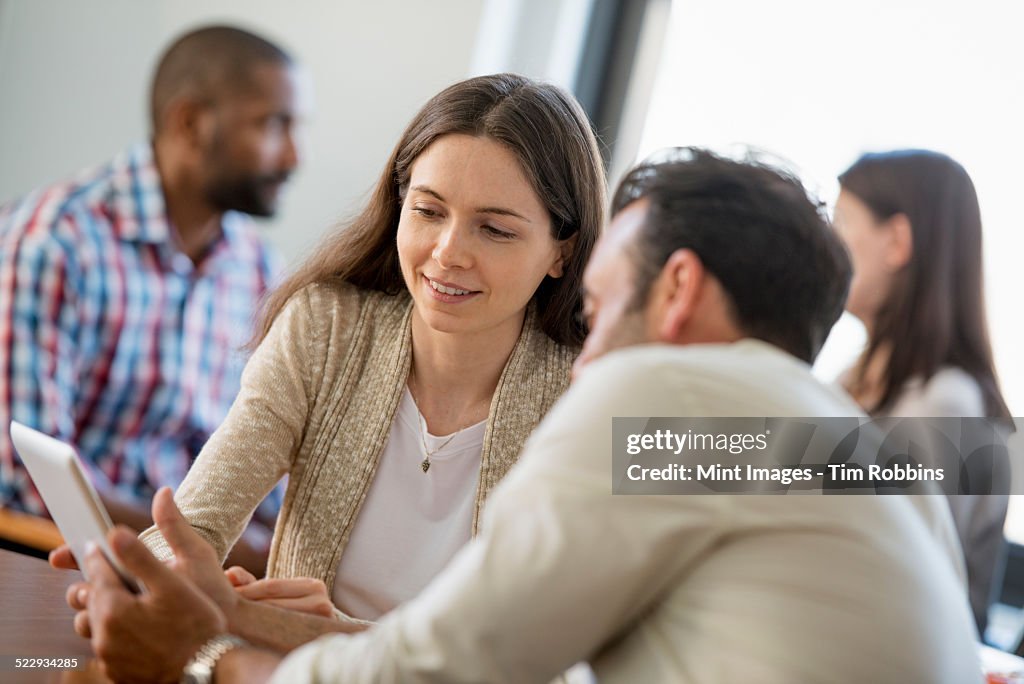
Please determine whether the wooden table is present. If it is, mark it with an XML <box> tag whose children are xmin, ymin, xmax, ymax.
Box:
<box><xmin>0</xmin><ymin>548</ymin><xmax>109</xmax><ymax>683</ymax></box>
<box><xmin>3</xmin><ymin>544</ymin><xmax>1023</xmax><ymax>683</ymax></box>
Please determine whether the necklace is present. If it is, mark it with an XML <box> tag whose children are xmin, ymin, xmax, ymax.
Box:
<box><xmin>407</xmin><ymin>373</ymin><xmax>469</xmax><ymax>474</ymax></box>
<box><xmin>414</xmin><ymin>413</ymin><xmax>461</xmax><ymax>473</ymax></box>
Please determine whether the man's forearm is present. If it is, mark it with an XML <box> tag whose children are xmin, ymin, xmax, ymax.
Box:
<box><xmin>230</xmin><ymin>597</ymin><xmax>367</xmax><ymax>654</ymax></box>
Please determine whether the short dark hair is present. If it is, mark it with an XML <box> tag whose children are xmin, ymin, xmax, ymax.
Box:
<box><xmin>150</xmin><ymin>25</ymin><xmax>292</xmax><ymax>134</ymax></box>
<box><xmin>839</xmin><ymin>150</ymin><xmax>1010</xmax><ymax>419</ymax></box>
<box><xmin>612</xmin><ymin>147</ymin><xmax>851</xmax><ymax>363</ymax></box>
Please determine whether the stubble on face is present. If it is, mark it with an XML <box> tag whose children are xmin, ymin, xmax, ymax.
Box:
<box><xmin>201</xmin><ymin>125</ymin><xmax>292</xmax><ymax>217</ymax></box>
<box><xmin>573</xmin><ymin>200</ymin><xmax>654</xmax><ymax>378</ymax></box>
<box><xmin>199</xmin><ymin>64</ymin><xmax>301</xmax><ymax>217</ymax></box>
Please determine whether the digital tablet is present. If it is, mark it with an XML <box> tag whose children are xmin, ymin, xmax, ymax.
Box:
<box><xmin>9</xmin><ymin>421</ymin><xmax>141</xmax><ymax>592</ymax></box>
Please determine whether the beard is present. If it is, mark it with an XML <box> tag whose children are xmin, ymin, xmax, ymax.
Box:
<box><xmin>204</xmin><ymin>171</ymin><xmax>289</xmax><ymax>218</ymax></box>
<box><xmin>603</xmin><ymin>307</ymin><xmax>652</xmax><ymax>355</ymax></box>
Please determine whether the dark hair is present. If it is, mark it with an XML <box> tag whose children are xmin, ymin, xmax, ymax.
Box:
<box><xmin>255</xmin><ymin>73</ymin><xmax>606</xmax><ymax>347</ymax></box>
<box><xmin>150</xmin><ymin>25</ymin><xmax>293</xmax><ymax>134</ymax></box>
<box><xmin>838</xmin><ymin>149</ymin><xmax>1010</xmax><ymax>419</ymax></box>
<box><xmin>612</xmin><ymin>147</ymin><xmax>851</xmax><ymax>363</ymax></box>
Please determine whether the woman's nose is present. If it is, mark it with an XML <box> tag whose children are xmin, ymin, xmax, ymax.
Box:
<box><xmin>432</xmin><ymin>223</ymin><xmax>473</xmax><ymax>270</ymax></box>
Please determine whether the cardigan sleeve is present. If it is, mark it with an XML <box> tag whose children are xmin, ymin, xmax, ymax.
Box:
<box><xmin>140</xmin><ymin>286</ymin><xmax>324</xmax><ymax>562</ymax></box>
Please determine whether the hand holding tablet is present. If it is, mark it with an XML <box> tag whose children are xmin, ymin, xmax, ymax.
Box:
<box><xmin>9</xmin><ymin>421</ymin><xmax>141</xmax><ymax>593</ymax></box>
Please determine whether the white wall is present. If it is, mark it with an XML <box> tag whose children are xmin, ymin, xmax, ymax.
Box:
<box><xmin>469</xmin><ymin>0</ymin><xmax>593</xmax><ymax>90</ymax></box>
<box><xmin>0</xmin><ymin>0</ymin><xmax>485</xmax><ymax>265</ymax></box>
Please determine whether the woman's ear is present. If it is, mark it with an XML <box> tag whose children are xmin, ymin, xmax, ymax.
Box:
<box><xmin>547</xmin><ymin>233</ymin><xmax>578</xmax><ymax>279</ymax></box>
<box><xmin>885</xmin><ymin>212</ymin><xmax>913</xmax><ymax>269</ymax></box>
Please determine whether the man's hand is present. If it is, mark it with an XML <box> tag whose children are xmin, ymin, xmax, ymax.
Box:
<box><xmin>226</xmin><ymin>566</ymin><xmax>335</xmax><ymax>619</ymax></box>
<box><xmin>85</xmin><ymin>527</ymin><xmax>226</xmax><ymax>683</ymax></box>
<box><xmin>65</xmin><ymin>487</ymin><xmax>241</xmax><ymax>637</ymax></box>
<box><xmin>52</xmin><ymin>494</ymin><xmax>269</xmax><ymax>578</ymax></box>
<box><xmin>149</xmin><ymin>487</ymin><xmax>240</xmax><ymax>619</ymax></box>
<box><xmin>49</xmin><ymin>543</ymin><xmax>78</xmax><ymax>570</ymax></box>
<box><xmin>66</xmin><ymin>580</ymin><xmax>92</xmax><ymax>638</ymax></box>
<box><xmin>48</xmin><ymin>487</ymin><xmax>183</xmax><ymax>571</ymax></box>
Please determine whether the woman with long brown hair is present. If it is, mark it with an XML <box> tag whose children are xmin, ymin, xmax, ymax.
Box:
<box><xmin>834</xmin><ymin>149</ymin><xmax>1011</xmax><ymax>636</ymax></box>
<box><xmin>126</xmin><ymin>73</ymin><xmax>606</xmax><ymax>640</ymax></box>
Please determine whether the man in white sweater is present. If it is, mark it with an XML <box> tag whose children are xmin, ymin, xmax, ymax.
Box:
<box><xmin>76</xmin><ymin>148</ymin><xmax>981</xmax><ymax>683</ymax></box>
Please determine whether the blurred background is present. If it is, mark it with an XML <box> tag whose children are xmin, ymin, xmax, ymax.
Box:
<box><xmin>1</xmin><ymin>0</ymin><xmax>1022</xmax><ymax>639</ymax></box>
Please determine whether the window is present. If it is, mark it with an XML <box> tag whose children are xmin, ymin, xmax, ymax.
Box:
<box><xmin>633</xmin><ymin>0</ymin><xmax>1022</xmax><ymax>413</ymax></box>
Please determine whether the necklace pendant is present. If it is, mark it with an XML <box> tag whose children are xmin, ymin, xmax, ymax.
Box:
<box><xmin>421</xmin><ymin>458</ymin><xmax>431</xmax><ymax>473</ymax></box>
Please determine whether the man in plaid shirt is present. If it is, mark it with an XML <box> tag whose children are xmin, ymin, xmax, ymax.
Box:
<box><xmin>0</xmin><ymin>25</ymin><xmax>306</xmax><ymax>573</ymax></box>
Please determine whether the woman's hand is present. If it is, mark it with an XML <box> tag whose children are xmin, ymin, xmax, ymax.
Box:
<box><xmin>225</xmin><ymin>567</ymin><xmax>335</xmax><ymax>619</ymax></box>
<box><xmin>225</xmin><ymin>565</ymin><xmax>259</xmax><ymax>587</ymax></box>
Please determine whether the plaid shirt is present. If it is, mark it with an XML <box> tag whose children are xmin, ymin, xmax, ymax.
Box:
<box><xmin>0</xmin><ymin>143</ymin><xmax>283</xmax><ymax>518</ymax></box>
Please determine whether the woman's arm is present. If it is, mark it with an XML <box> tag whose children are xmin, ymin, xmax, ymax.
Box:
<box><xmin>140</xmin><ymin>287</ymin><xmax>324</xmax><ymax>561</ymax></box>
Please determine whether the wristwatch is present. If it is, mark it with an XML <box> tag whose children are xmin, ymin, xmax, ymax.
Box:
<box><xmin>180</xmin><ymin>634</ymin><xmax>248</xmax><ymax>684</ymax></box>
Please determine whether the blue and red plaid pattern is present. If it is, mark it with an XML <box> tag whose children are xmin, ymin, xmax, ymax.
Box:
<box><xmin>0</xmin><ymin>144</ymin><xmax>283</xmax><ymax>518</ymax></box>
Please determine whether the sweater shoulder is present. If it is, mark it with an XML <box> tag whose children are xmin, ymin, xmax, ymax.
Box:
<box><xmin>891</xmin><ymin>367</ymin><xmax>985</xmax><ymax>417</ymax></box>
<box><xmin>292</xmin><ymin>281</ymin><xmax>409</xmax><ymax>341</ymax></box>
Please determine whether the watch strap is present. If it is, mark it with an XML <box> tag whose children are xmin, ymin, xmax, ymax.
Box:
<box><xmin>180</xmin><ymin>634</ymin><xmax>248</xmax><ymax>684</ymax></box>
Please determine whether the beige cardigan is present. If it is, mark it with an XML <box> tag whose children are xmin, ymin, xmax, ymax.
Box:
<box><xmin>140</xmin><ymin>281</ymin><xmax>577</xmax><ymax>593</ymax></box>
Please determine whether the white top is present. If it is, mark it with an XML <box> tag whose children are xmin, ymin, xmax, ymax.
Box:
<box><xmin>274</xmin><ymin>340</ymin><xmax>980</xmax><ymax>684</ymax></box>
<box><xmin>887</xmin><ymin>366</ymin><xmax>985</xmax><ymax>417</ymax></box>
<box><xmin>331</xmin><ymin>387</ymin><xmax>486</xmax><ymax>621</ymax></box>
<box><xmin>884</xmin><ymin>366</ymin><xmax>1007</xmax><ymax>633</ymax></box>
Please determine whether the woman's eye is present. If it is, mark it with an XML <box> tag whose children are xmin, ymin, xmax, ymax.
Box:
<box><xmin>483</xmin><ymin>225</ymin><xmax>515</xmax><ymax>239</ymax></box>
<box><xmin>412</xmin><ymin>207</ymin><xmax>439</xmax><ymax>218</ymax></box>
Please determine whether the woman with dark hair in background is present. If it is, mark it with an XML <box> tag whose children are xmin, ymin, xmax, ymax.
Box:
<box><xmin>834</xmin><ymin>149</ymin><xmax>1012</xmax><ymax>636</ymax></box>
<box><xmin>57</xmin><ymin>73</ymin><xmax>606</xmax><ymax>652</ymax></box>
